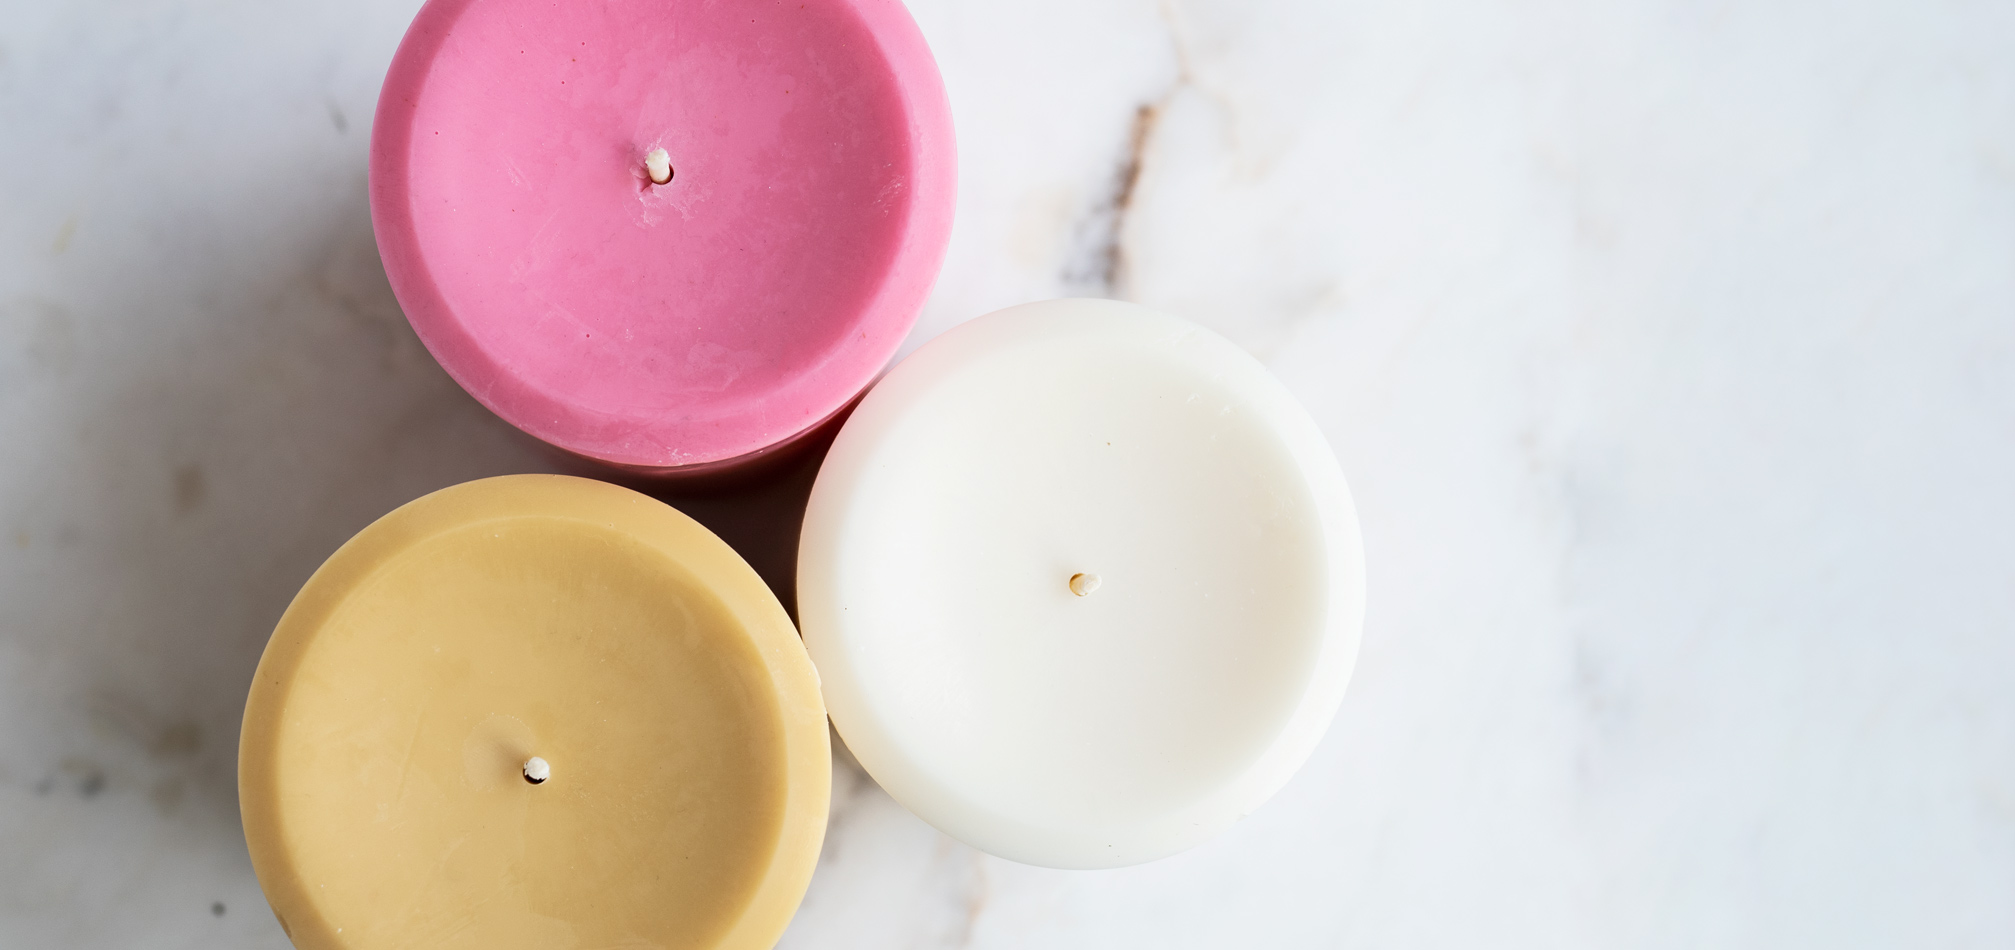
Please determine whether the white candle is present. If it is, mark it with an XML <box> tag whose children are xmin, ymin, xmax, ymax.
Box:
<box><xmin>798</xmin><ymin>298</ymin><xmax>1364</xmax><ymax>868</ymax></box>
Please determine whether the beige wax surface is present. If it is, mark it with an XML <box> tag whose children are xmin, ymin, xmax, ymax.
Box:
<box><xmin>240</xmin><ymin>475</ymin><xmax>828</xmax><ymax>950</ymax></box>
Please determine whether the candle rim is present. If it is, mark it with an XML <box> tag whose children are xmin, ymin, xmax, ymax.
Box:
<box><xmin>798</xmin><ymin>298</ymin><xmax>1366</xmax><ymax>869</ymax></box>
<box><xmin>367</xmin><ymin>0</ymin><xmax>957</xmax><ymax>472</ymax></box>
<box><xmin>239</xmin><ymin>474</ymin><xmax>831</xmax><ymax>946</ymax></box>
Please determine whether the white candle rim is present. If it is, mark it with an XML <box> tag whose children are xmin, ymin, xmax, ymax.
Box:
<box><xmin>797</xmin><ymin>299</ymin><xmax>1365</xmax><ymax>869</ymax></box>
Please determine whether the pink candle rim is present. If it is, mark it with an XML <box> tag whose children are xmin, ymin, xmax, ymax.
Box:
<box><xmin>369</xmin><ymin>0</ymin><xmax>957</xmax><ymax>472</ymax></box>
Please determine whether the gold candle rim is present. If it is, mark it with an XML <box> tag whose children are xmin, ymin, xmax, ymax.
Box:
<box><xmin>238</xmin><ymin>474</ymin><xmax>830</xmax><ymax>950</ymax></box>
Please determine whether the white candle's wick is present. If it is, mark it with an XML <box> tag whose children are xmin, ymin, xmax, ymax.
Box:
<box><xmin>523</xmin><ymin>756</ymin><xmax>550</xmax><ymax>785</ymax></box>
<box><xmin>645</xmin><ymin>148</ymin><xmax>672</xmax><ymax>185</ymax></box>
<box><xmin>1069</xmin><ymin>572</ymin><xmax>1102</xmax><ymax>597</ymax></box>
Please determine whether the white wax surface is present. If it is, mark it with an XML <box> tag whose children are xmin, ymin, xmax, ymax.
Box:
<box><xmin>799</xmin><ymin>299</ymin><xmax>1364</xmax><ymax>868</ymax></box>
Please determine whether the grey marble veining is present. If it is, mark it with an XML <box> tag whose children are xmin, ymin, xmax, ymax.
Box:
<box><xmin>3</xmin><ymin>0</ymin><xmax>2013</xmax><ymax>947</ymax></box>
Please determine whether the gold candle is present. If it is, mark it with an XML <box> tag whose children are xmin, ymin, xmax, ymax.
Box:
<box><xmin>239</xmin><ymin>475</ymin><xmax>828</xmax><ymax>950</ymax></box>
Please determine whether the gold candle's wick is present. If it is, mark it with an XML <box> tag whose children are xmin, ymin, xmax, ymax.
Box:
<box><xmin>1069</xmin><ymin>572</ymin><xmax>1102</xmax><ymax>597</ymax></box>
<box><xmin>523</xmin><ymin>756</ymin><xmax>550</xmax><ymax>785</ymax></box>
<box><xmin>645</xmin><ymin>148</ymin><xmax>672</xmax><ymax>185</ymax></box>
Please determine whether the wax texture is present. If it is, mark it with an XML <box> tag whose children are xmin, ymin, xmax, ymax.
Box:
<box><xmin>799</xmin><ymin>299</ymin><xmax>1364</xmax><ymax>869</ymax></box>
<box><xmin>240</xmin><ymin>476</ymin><xmax>829</xmax><ymax>950</ymax></box>
<box><xmin>371</xmin><ymin>0</ymin><xmax>956</xmax><ymax>472</ymax></box>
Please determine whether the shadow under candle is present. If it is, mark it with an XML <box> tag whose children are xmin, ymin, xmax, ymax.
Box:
<box><xmin>640</xmin><ymin>421</ymin><xmax>842</xmax><ymax>625</ymax></box>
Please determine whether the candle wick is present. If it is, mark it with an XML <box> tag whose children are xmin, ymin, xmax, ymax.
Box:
<box><xmin>645</xmin><ymin>148</ymin><xmax>673</xmax><ymax>185</ymax></box>
<box><xmin>1069</xmin><ymin>572</ymin><xmax>1102</xmax><ymax>597</ymax></box>
<box><xmin>523</xmin><ymin>756</ymin><xmax>550</xmax><ymax>785</ymax></box>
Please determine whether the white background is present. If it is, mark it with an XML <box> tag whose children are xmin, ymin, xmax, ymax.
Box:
<box><xmin>3</xmin><ymin>0</ymin><xmax>2012</xmax><ymax>947</ymax></box>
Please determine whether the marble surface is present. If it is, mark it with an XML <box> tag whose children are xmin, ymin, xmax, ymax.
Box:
<box><xmin>3</xmin><ymin>0</ymin><xmax>2013</xmax><ymax>946</ymax></box>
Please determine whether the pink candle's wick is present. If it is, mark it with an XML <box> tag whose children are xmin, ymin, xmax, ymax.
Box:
<box><xmin>645</xmin><ymin>148</ymin><xmax>672</xmax><ymax>185</ymax></box>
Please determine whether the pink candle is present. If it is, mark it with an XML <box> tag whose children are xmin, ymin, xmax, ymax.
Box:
<box><xmin>371</xmin><ymin>0</ymin><xmax>955</xmax><ymax>474</ymax></box>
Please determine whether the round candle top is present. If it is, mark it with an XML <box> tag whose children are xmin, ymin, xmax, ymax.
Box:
<box><xmin>798</xmin><ymin>299</ymin><xmax>1364</xmax><ymax>869</ymax></box>
<box><xmin>240</xmin><ymin>476</ymin><xmax>829</xmax><ymax>950</ymax></box>
<box><xmin>371</xmin><ymin>0</ymin><xmax>955</xmax><ymax>471</ymax></box>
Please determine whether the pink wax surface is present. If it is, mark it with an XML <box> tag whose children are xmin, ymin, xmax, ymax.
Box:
<box><xmin>371</xmin><ymin>0</ymin><xmax>955</xmax><ymax>470</ymax></box>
